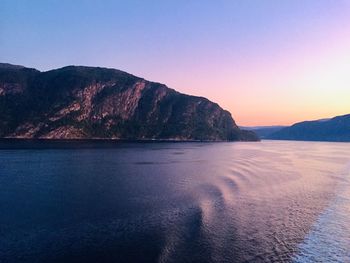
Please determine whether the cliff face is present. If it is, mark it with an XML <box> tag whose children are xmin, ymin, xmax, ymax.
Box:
<box><xmin>0</xmin><ymin>63</ymin><xmax>258</xmax><ymax>141</ymax></box>
<box><xmin>267</xmin><ymin>114</ymin><xmax>350</xmax><ymax>142</ymax></box>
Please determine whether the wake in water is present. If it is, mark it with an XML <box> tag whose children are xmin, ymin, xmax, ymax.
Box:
<box><xmin>294</xmin><ymin>164</ymin><xmax>350</xmax><ymax>262</ymax></box>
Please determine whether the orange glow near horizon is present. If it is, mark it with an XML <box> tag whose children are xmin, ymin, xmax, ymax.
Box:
<box><xmin>229</xmin><ymin>45</ymin><xmax>350</xmax><ymax>126</ymax></box>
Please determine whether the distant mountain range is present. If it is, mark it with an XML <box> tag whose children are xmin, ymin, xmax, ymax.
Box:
<box><xmin>240</xmin><ymin>126</ymin><xmax>286</xmax><ymax>139</ymax></box>
<box><xmin>0</xmin><ymin>63</ymin><xmax>258</xmax><ymax>141</ymax></box>
<box><xmin>266</xmin><ymin>114</ymin><xmax>350</xmax><ymax>142</ymax></box>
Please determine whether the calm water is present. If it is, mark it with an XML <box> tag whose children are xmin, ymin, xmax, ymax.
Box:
<box><xmin>0</xmin><ymin>140</ymin><xmax>349</xmax><ymax>263</ymax></box>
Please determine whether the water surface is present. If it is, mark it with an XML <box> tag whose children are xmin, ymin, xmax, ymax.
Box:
<box><xmin>0</xmin><ymin>140</ymin><xmax>349</xmax><ymax>262</ymax></box>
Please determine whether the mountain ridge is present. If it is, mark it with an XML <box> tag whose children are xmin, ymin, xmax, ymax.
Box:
<box><xmin>267</xmin><ymin>114</ymin><xmax>350</xmax><ymax>142</ymax></box>
<box><xmin>0</xmin><ymin>63</ymin><xmax>258</xmax><ymax>141</ymax></box>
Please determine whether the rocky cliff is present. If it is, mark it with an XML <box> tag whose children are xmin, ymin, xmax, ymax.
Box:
<box><xmin>0</xmin><ymin>63</ymin><xmax>258</xmax><ymax>141</ymax></box>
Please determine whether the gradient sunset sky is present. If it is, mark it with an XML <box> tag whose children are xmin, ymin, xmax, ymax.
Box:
<box><xmin>1</xmin><ymin>0</ymin><xmax>350</xmax><ymax>126</ymax></box>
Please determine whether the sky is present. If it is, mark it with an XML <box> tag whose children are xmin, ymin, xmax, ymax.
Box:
<box><xmin>1</xmin><ymin>0</ymin><xmax>350</xmax><ymax>126</ymax></box>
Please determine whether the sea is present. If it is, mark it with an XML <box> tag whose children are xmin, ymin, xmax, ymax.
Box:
<box><xmin>0</xmin><ymin>140</ymin><xmax>349</xmax><ymax>262</ymax></box>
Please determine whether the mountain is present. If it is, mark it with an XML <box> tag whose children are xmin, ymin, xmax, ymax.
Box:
<box><xmin>0</xmin><ymin>63</ymin><xmax>258</xmax><ymax>141</ymax></box>
<box><xmin>266</xmin><ymin>114</ymin><xmax>350</xmax><ymax>142</ymax></box>
<box><xmin>240</xmin><ymin>126</ymin><xmax>286</xmax><ymax>139</ymax></box>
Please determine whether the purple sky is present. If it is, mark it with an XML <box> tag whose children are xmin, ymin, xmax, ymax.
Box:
<box><xmin>1</xmin><ymin>0</ymin><xmax>350</xmax><ymax>125</ymax></box>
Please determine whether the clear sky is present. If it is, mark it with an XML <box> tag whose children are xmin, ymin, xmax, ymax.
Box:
<box><xmin>1</xmin><ymin>0</ymin><xmax>350</xmax><ymax>126</ymax></box>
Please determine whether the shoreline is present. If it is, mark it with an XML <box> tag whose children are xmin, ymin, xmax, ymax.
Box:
<box><xmin>0</xmin><ymin>138</ymin><xmax>254</xmax><ymax>149</ymax></box>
